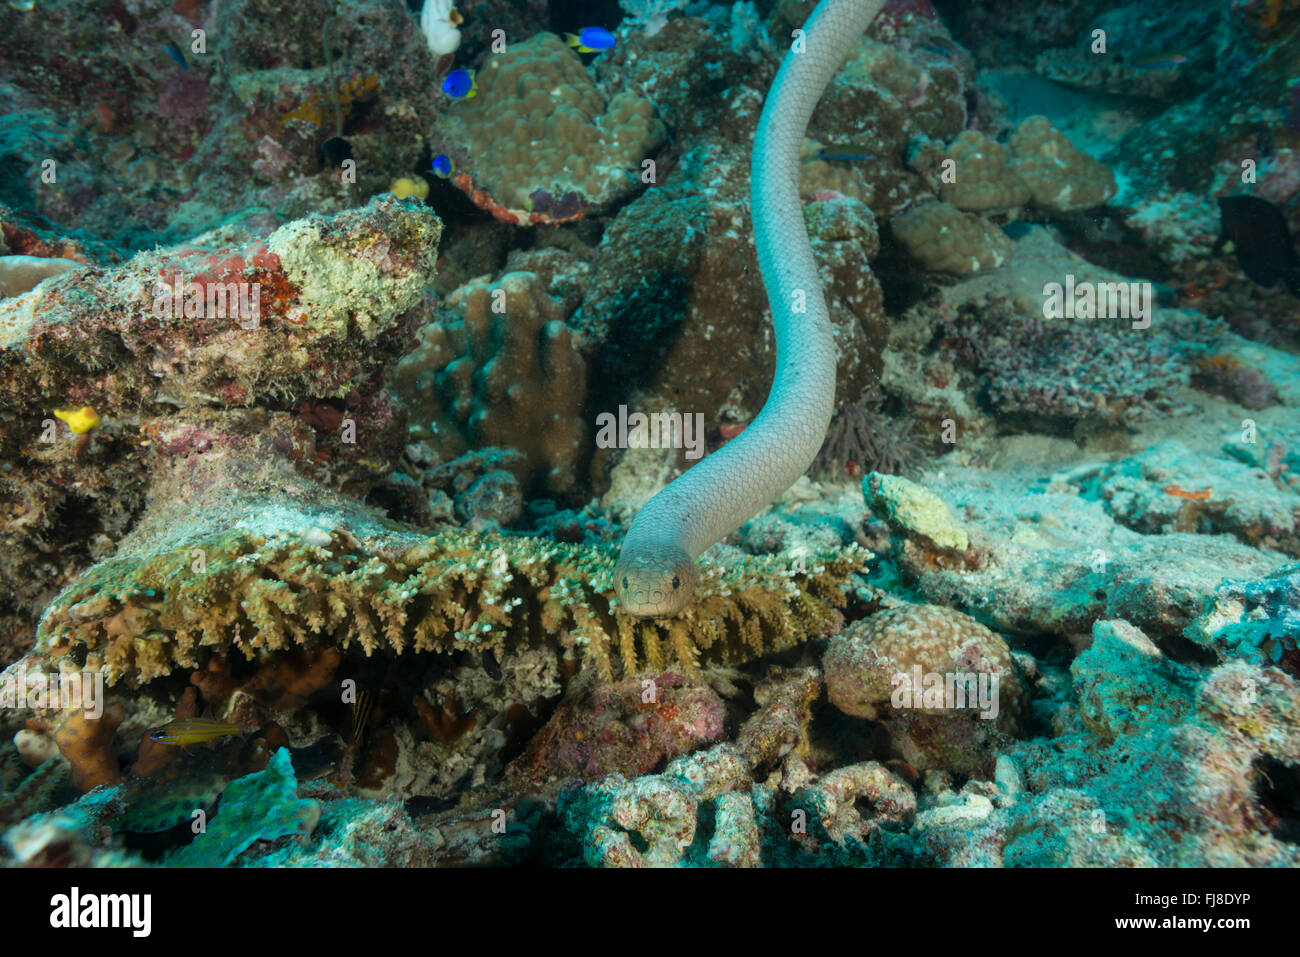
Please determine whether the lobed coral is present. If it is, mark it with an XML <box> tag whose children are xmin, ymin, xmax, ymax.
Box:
<box><xmin>394</xmin><ymin>271</ymin><xmax>588</xmax><ymax>496</ymax></box>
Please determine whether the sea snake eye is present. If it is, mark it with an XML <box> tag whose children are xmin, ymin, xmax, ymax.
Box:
<box><xmin>623</xmin><ymin>577</ymin><xmax>629</xmax><ymax>589</ymax></box>
<box><xmin>672</xmin><ymin>576</ymin><xmax>681</xmax><ymax>589</ymax></box>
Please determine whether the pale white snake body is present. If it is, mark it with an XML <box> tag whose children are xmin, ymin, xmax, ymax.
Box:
<box><xmin>613</xmin><ymin>0</ymin><xmax>888</xmax><ymax>616</ymax></box>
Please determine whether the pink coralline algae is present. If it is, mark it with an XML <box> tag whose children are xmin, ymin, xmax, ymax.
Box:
<box><xmin>506</xmin><ymin>671</ymin><xmax>727</xmax><ymax>788</ymax></box>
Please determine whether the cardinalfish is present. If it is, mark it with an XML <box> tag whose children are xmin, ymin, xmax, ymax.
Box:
<box><xmin>149</xmin><ymin>717</ymin><xmax>242</xmax><ymax>747</ymax></box>
<box><xmin>350</xmin><ymin>690</ymin><xmax>374</xmax><ymax>747</ymax></box>
<box><xmin>566</xmin><ymin>27</ymin><xmax>616</xmax><ymax>53</ymax></box>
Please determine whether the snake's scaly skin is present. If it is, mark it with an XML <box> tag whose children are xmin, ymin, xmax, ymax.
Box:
<box><xmin>614</xmin><ymin>0</ymin><xmax>887</xmax><ymax>616</ymax></box>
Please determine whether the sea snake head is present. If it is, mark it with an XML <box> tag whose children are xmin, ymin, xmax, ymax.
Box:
<box><xmin>612</xmin><ymin>545</ymin><xmax>698</xmax><ymax>618</ymax></box>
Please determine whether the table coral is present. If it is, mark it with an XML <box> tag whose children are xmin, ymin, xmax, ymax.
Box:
<box><xmin>395</xmin><ymin>271</ymin><xmax>588</xmax><ymax>496</ymax></box>
<box><xmin>34</xmin><ymin>447</ymin><xmax>867</xmax><ymax>686</ymax></box>
<box><xmin>432</xmin><ymin>33</ymin><xmax>666</xmax><ymax>224</ymax></box>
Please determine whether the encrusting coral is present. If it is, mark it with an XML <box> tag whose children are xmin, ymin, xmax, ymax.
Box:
<box><xmin>394</xmin><ymin>271</ymin><xmax>589</xmax><ymax>496</ymax></box>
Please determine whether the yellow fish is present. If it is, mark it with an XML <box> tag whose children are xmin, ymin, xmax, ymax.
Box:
<box><xmin>148</xmin><ymin>717</ymin><xmax>241</xmax><ymax>746</ymax></box>
<box><xmin>389</xmin><ymin>176</ymin><xmax>430</xmax><ymax>201</ymax></box>
<box><xmin>54</xmin><ymin>405</ymin><xmax>99</xmax><ymax>434</ymax></box>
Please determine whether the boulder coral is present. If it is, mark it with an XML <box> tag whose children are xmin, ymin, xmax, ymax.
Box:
<box><xmin>394</xmin><ymin>271</ymin><xmax>589</xmax><ymax>496</ymax></box>
<box><xmin>824</xmin><ymin>604</ymin><xmax>1027</xmax><ymax>775</ymax></box>
<box><xmin>431</xmin><ymin>32</ymin><xmax>666</xmax><ymax>224</ymax></box>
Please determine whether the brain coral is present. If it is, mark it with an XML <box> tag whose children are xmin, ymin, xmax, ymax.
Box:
<box><xmin>891</xmin><ymin>201</ymin><xmax>1013</xmax><ymax>276</ymax></box>
<box><xmin>434</xmin><ymin>33</ymin><xmax>666</xmax><ymax>223</ymax></box>
<box><xmin>394</xmin><ymin>271</ymin><xmax>588</xmax><ymax>496</ymax></box>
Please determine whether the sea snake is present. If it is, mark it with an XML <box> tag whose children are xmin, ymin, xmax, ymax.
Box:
<box><xmin>613</xmin><ymin>0</ymin><xmax>888</xmax><ymax>616</ymax></box>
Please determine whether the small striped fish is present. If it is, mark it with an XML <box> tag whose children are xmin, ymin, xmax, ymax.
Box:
<box><xmin>351</xmin><ymin>691</ymin><xmax>373</xmax><ymax>746</ymax></box>
<box><xmin>149</xmin><ymin>717</ymin><xmax>241</xmax><ymax>746</ymax></box>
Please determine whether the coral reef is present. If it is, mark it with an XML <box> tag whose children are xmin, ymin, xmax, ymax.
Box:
<box><xmin>0</xmin><ymin>0</ymin><xmax>1297</xmax><ymax>876</ymax></box>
